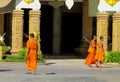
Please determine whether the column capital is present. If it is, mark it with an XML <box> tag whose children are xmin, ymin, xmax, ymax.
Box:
<box><xmin>113</xmin><ymin>13</ymin><xmax>120</xmax><ymax>20</ymax></box>
<box><xmin>29</xmin><ymin>10</ymin><xmax>41</xmax><ymax>14</ymax></box>
<box><xmin>97</xmin><ymin>13</ymin><xmax>109</xmax><ymax>20</ymax></box>
<box><xmin>49</xmin><ymin>2</ymin><xmax>64</xmax><ymax>8</ymax></box>
<box><xmin>13</xmin><ymin>10</ymin><xmax>24</xmax><ymax>15</ymax></box>
<box><xmin>29</xmin><ymin>10</ymin><xmax>41</xmax><ymax>17</ymax></box>
<box><xmin>97</xmin><ymin>12</ymin><xmax>109</xmax><ymax>16</ymax></box>
<box><xmin>82</xmin><ymin>0</ymin><xmax>88</xmax><ymax>6</ymax></box>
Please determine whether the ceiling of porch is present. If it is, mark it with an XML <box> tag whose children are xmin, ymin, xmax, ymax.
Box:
<box><xmin>0</xmin><ymin>0</ymin><xmax>15</xmax><ymax>14</ymax></box>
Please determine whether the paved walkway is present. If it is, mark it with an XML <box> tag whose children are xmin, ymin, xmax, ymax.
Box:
<box><xmin>0</xmin><ymin>59</ymin><xmax>120</xmax><ymax>82</ymax></box>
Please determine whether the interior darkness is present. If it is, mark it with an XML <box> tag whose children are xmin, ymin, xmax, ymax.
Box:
<box><xmin>4</xmin><ymin>13</ymin><xmax>12</xmax><ymax>46</ymax></box>
<box><xmin>23</xmin><ymin>9</ymin><xmax>29</xmax><ymax>35</ymax></box>
<box><xmin>40</xmin><ymin>6</ymin><xmax>82</xmax><ymax>54</ymax></box>
<box><xmin>61</xmin><ymin>13</ymin><xmax>82</xmax><ymax>53</ymax></box>
<box><xmin>23</xmin><ymin>9</ymin><xmax>30</xmax><ymax>47</ymax></box>
<box><xmin>40</xmin><ymin>5</ymin><xmax>53</xmax><ymax>53</ymax></box>
<box><xmin>92</xmin><ymin>17</ymin><xmax>97</xmax><ymax>36</ymax></box>
<box><xmin>108</xmin><ymin>15</ymin><xmax>112</xmax><ymax>51</ymax></box>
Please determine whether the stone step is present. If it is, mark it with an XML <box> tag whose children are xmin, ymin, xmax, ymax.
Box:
<box><xmin>45</xmin><ymin>59</ymin><xmax>85</xmax><ymax>65</ymax></box>
<box><xmin>44</xmin><ymin>55</ymin><xmax>83</xmax><ymax>59</ymax></box>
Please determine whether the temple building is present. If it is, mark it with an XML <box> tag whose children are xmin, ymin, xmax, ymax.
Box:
<box><xmin>0</xmin><ymin>0</ymin><xmax>119</xmax><ymax>58</ymax></box>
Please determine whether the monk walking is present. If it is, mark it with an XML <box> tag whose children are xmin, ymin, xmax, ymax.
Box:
<box><xmin>25</xmin><ymin>33</ymin><xmax>38</xmax><ymax>75</ymax></box>
<box><xmin>95</xmin><ymin>36</ymin><xmax>104</xmax><ymax>67</ymax></box>
<box><xmin>85</xmin><ymin>35</ymin><xmax>97</xmax><ymax>67</ymax></box>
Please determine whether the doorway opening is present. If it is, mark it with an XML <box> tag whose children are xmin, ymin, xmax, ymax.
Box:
<box><xmin>61</xmin><ymin>13</ymin><xmax>82</xmax><ymax>54</ymax></box>
<box><xmin>23</xmin><ymin>9</ymin><xmax>31</xmax><ymax>47</ymax></box>
<box><xmin>4</xmin><ymin>13</ymin><xmax>12</xmax><ymax>46</ymax></box>
<box><xmin>40</xmin><ymin>5</ymin><xmax>53</xmax><ymax>53</ymax></box>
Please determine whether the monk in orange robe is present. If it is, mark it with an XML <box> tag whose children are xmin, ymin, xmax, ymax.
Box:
<box><xmin>95</xmin><ymin>36</ymin><xmax>104</xmax><ymax>67</ymax></box>
<box><xmin>25</xmin><ymin>33</ymin><xmax>38</xmax><ymax>75</ymax></box>
<box><xmin>85</xmin><ymin>35</ymin><xmax>97</xmax><ymax>67</ymax></box>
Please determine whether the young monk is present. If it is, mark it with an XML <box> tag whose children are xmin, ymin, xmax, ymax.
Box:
<box><xmin>95</xmin><ymin>36</ymin><xmax>104</xmax><ymax>67</ymax></box>
<box><xmin>25</xmin><ymin>33</ymin><xmax>38</xmax><ymax>75</ymax></box>
<box><xmin>85</xmin><ymin>35</ymin><xmax>97</xmax><ymax>67</ymax></box>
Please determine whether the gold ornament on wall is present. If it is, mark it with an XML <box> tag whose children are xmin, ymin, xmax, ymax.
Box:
<box><xmin>23</xmin><ymin>0</ymin><xmax>34</xmax><ymax>3</ymax></box>
<box><xmin>105</xmin><ymin>0</ymin><xmax>119</xmax><ymax>6</ymax></box>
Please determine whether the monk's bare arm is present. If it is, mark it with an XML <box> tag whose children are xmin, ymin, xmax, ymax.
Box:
<box><xmin>25</xmin><ymin>48</ymin><xmax>30</xmax><ymax>58</ymax></box>
<box><xmin>91</xmin><ymin>40</ymin><xmax>96</xmax><ymax>48</ymax></box>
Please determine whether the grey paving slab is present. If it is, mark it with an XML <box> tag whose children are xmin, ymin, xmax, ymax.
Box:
<box><xmin>0</xmin><ymin>59</ymin><xmax>120</xmax><ymax>82</ymax></box>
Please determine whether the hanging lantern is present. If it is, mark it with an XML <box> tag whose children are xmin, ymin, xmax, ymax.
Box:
<box><xmin>65</xmin><ymin>0</ymin><xmax>74</xmax><ymax>10</ymax></box>
<box><xmin>23</xmin><ymin>0</ymin><xmax>34</xmax><ymax>3</ymax></box>
<box><xmin>105</xmin><ymin>0</ymin><xmax>119</xmax><ymax>6</ymax></box>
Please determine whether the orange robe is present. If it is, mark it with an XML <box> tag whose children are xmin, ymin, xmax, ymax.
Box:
<box><xmin>26</xmin><ymin>39</ymin><xmax>38</xmax><ymax>71</ymax></box>
<box><xmin>95</xmin><ymin>41</ymin><xmax>104</xmax><ymax>62</ymax></box>
<box><xmin>85</xmin><ymin>39</ymin><xmax>96</xmax><ymax>65</ymax></box>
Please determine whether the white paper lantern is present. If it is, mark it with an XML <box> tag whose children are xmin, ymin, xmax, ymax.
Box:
<box><xmin>65</xmin><ymin>0</ymin><xmax>74</xmax><ymax>10</ymax></box>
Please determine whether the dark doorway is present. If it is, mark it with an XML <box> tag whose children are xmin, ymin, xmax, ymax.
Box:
<box><xmin>108</xmin><ymin>16</ymin><xmax>112</xmax><ymax>51</ymax></box>
<box><xmin>40</xmin><ymin>5</ymin><xmax>53</xmax><ymax>53</ymax></box>
<box><xmin>4</xmin><ymin>13</ymin><xmax>12</xmax><ymax>46</ymax></box>
<box><xmin>23</xmin><ymin>9</ymin><xmax>30</xmax><ymax>35</ymax></box>
<box><xmin>61</xmin><ymin>13</ymin><xmax>82</xmax><ymax>53</ymax></box>
<box><xmin>23</xmin><ymin>9</ymin><xmax>31</xmax><ymax>47</ymax></box>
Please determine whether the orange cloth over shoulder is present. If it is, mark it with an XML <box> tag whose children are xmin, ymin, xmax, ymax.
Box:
<box><xmin>95</xmin><ymin>40</ymin><xmax>104</xmax><ymax>62</ymax></box>
<box><xmin>85</xmin><ymin>39</ymin><xmax>96</xmax><ymax>65</ymax></box>
<box><xmin>26</xmin><ymin>39</ymin><xmax>38</xmax><ymax>71</ymax></box>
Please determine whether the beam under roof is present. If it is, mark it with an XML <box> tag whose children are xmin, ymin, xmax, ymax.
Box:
<box><xmin>0</xmin><ymin>0</ymin><xmax>15</xmax><ymax>13</ymax></box>
<box><xmin>40</xmin><ymin>0</ymin><xmax>83</xmax><ymax>2</ymax></box>
<box><xmin>0</xmin><ymin>0</ymin><xmax>13</xmax><ymax>8</ymax></box>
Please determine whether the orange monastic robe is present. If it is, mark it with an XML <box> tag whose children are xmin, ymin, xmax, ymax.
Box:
<box><xmin>85</xmin><ymin>39</ymin><xmax>96</xmax><ymax>65</ymax></box>
<box><xmin>95</xmin><ymin>41</ymin><xmax>104</xmax><ymax>62</ymax></box>
<box><xmin>26</xmin><ymin>39</ymin><xmax>38</xmax><ymax>71</ymax></box>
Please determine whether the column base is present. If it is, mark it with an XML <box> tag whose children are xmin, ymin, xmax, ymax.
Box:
<box><xmin>74</xmin><ymin>41</ymin><xmax>89</xmax><ymax>58</ymax></box>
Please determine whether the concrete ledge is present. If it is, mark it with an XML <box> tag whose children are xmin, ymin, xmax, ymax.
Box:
<box><xmin>45</xmin><ymin>59</ymin><xmax>85</xmax><ymax>65</ymax></box>
<box><xmin>104</xmin><ymin>63</ymin><xmax>120</xmax><ymax>66</ymax></box>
